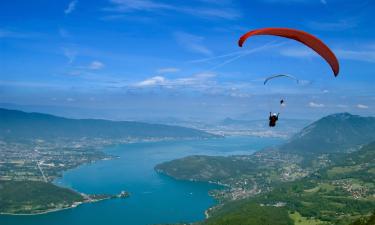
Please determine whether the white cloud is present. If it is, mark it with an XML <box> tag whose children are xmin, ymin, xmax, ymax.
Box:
<box><xmin>131</xmin><ymin>72</ymin><xmax>255</xmax><ymax>97</ymax></box>
<box><xmin>105</xmin><ymin>0</ymin><xmax>240</xmax><ymax>20</ymax></box>
<box><xmin>65</xmin><ymin>0</ymin><xmax>78</xmax><ymax>14</ymax></box>
<box><xmin>88</xmin><ymin>61</ymin><xmax>105</xmax><ymax>70</ymax></box>
<box><xmin>136</xmin><ymin>76</ymin><xmax>166</xmax><ymax>87</ymax></box>
<box><xmin>357</xmin><ymin>104</ymin><xmax>369</xmax><ymax>109</ymax></box>
<box><xmin>309</xmin><ymin>102</ymin><xmax>325</xmax><ymax>108</ymax></box>
<box><xmin>174</xmin><ymin>32</ymin><xmax>212</xmax><ymax>56</ymax></box>
<box><xmin>157</xmin><ymin>67</ymin><xmax>180</xmax><ymax>74</ymax></box>
<box><xmin>135</xmin><ymin>72</ymin><xmax>216</xmax><ymax>88</ymax></box>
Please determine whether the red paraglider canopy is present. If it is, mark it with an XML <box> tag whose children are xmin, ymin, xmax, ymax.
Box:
<box><xmin>238</xmin><ymin>28</ymin><xmax>340</xmax><ymax>76</ymax></box>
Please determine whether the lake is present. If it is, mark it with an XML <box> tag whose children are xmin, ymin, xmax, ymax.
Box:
<box><xmin>0</xmin><ymin>136</ymin><xmax>283</xmax><ymax>225</ymax></box>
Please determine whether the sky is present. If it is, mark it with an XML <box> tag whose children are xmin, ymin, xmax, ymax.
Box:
<box><xmin>0</xmin><ymin>0</ymin><xmax>374</xmax><ymax>121</ymax></box>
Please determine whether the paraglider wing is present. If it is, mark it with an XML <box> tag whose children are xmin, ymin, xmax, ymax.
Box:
<box><xmin>238</xmin><ymin>28</ymin><xmax>339</xmax><ymax>76</ymax></box>
<box><xmin>263</xmin><ymin>74</ymin><xmax>299</xmax><ymax>85</ymax></box>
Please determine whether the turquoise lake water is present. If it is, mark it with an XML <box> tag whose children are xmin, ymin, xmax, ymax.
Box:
<box><xmin>0</xmin><ymin>136</ymin><xmax>283</xmax><ymax>225</ymax></box>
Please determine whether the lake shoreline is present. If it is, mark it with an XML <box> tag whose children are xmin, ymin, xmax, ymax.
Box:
<box><xmin>0</xmin><ymin>202</ymin><xmax>84</xmax><ymax>216</ymax></box>
<box><xmin>0</xmin><ymin>136</ymin><xmax>283</xmax><ymax>225</ymax></box>
<box><xmin>0</xmin><ymin>191</ymin><xmax>130</xmax><ymax>216</ymax></box>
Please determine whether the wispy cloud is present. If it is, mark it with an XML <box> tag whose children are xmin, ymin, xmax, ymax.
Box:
<box><xmin>107</xmin><ymin>0</ymin><xmax>172</xmax><ymax>11</ymax></box>
<box><xmin>280</xmin><ymin>45</ymin><xmax>375</xmax><ymax>63</ymax></box>
<box><xmin>174</xmin><ymin>32</ymin><xmax>212</xmax><ymax>56</ymax></box>
<box><xmin>0</xmin><ymin>80</ymin><xmax>68</xmax><ymax>89</ymax></box>
<box><xmin>88</xmin><ymin>61</ymin><xmax>105</xmax><ymax>70</ymax></box>
<box><xmin>190</xmin><ymin>41</ymin><xmax>284</xmax><ymax>65</ymax></box>
<box><xmin>66</xmin><ymin>97</ymin><xmax>75</xmax><ymax>102</ymax></box>
<box><xmin>180</xmin><ymin>7</ymin><xmax>240</xmax><ymax>20</ymax></box>
<box><xmin>135</xmin><ymin>72</ymin><xmax>216</xmax><ymax>88</ymax></box>
<box><xmin>357</xmin><ymin>104</ymin><xmax>369</xmax><ymax>109</ymax></box>
<box><xmin>136</xmin><ymin>76</ymin><xmax>166</xmax><ymax>87</ymax></box>
<box><xmin>307</xmin><ymin>19</ymin><xmax>358</xmax><ymax>31</ymax></box>
<box><xmin>258</xmin><ymin>0</ymin><xmax>327</xmax><ymax>4</ymax></box>
<box><xmin>62</xmin><ymin>48</ymin><xmax>77</xmax><ymax>64</ymax></box>
<box><xmin>0</xmin><ymin>29</ymin><xmax>16</xmax><ymax>38</ymax></box>
<box><xmin>280</xmin><ymin>46</ymin><xmax>315</xmax><ymax>58</ymax></box>
<box><xmin>67</xmin><ymin>61</ymin><xmax>105</xmax><ymax>76</ymax></box>
<box><xmin>335</xmin><ymin>48</ymin><xmax>375</xmax><ymax>63</ymax></box>
<box><xmin>59</xmin><ymin>28</ymin><xmax>71</xmax><ymax>38</ymax></box>
<box><xmin>0</xmin><ymin>28</ymin><xmax>40</xmax><ymax>39</ymax></box>
<box><xmin>130</xmin><ymin>72</ymin><xmax>258</xmax><ymax>98</ymax></box>
<box><xmin>309</xmin><ymin>101</ymin><xmax>325</xmax><ymax>108</ymax></box>
<box><xmin>65</xmin><ymin>0</ymin><xmax>78</xmax><ymax>14</ymax></box>
<box><xmin>190</xmin><ymin>50</ymin><xmax>246</xmax><ymax>63</ymax></box>
<box><xmin>336</xmin><ymin>104</ymin><xmax>348</xmax><ymax>108</ymax></box>
<box><xmin>157</xmin><ymin>67</ymin><xmax>180</xmax><ymax>74</ymax></box>
<box><xmin>208</xmin><ymin>41</ymin><xmax>285</xmax><ymax>71</ymax></box>
<box><xmin>105</xmin><ymin>0</ymin><xmax>240</xmax><ymax>20</ymax></box>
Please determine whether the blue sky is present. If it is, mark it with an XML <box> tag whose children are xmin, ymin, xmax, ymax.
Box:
<box><xmin>0</xmin><ymin>0</ymin><xmax>374</xmax><ymax>120</ymax></box>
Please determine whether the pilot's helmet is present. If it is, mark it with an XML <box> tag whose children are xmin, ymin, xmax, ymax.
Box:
<box><xmin>273</xmin><ymin>113</ymin><xmax>277</xmax><ymax>116</ymax></box>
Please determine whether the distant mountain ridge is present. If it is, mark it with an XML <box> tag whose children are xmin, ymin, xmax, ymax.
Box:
<box><xmin>280</xmin><ymin>112</ymin><xmax>375</xmax><ymax>154</ymax></box>
<box><xmin>0</xmin><ymin>108</ymin><xmax>214</xmax><ymax>140</ymax></box>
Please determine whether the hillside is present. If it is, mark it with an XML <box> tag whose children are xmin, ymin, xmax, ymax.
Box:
<box><xmin>0</xmin><ymin>180</ymin><xmax>84</xmax><ymax>214</ymax></box>
<box><xmin>349</xmin><ymin>211</ymin><xmax>375</xmax><ymax>225</ymax></box>
<box><xmin>280</xmin><ymin>113</ymin><xmax>375</xmax><ymax>154</ymax></box>
<box><xmin>155</xmin><ymin>151</ymin><xmax>302</xmax><ymax>194</ymax></box>
<box><xmin>0</xmin><ymin>108</ymin><xmax>214</xmax><ymax>140</ymax></box>
<box><xmin>197</xmin><ymin>142</ymin><xmax>375</xmax><ymax>225</ymax></box>
<box><xmin>201</xmin><ymin>202</ymin><xmax>293</xmax><ymax>225</ymax></box>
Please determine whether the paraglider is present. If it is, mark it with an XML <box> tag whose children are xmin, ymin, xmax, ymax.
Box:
<box><xmin>238</xmin><ymin>28</ymin><xmax>340</xmax><ymax>76</ymax></box>
<box><xmin>269</xmin><ymin>112</ymin><xmax>279</xmax><ymax>127</ymax></box>
<box><xmin>263</xmin><ymin>74</ymin><xmax>299</xmax><ymax>85</ymax></box>
<box><xmin>238</xmin><ymin>28</ymin><xmax>340</xmax><ymax>127</ymax></box>
<box><xmin>263</xmin><ymin>74</ymin><xmax>297</xmax><ymax>113</ymax></box>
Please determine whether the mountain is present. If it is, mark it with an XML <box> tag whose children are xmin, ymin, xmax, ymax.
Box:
<box><xmin>0</xmin><ymin>108</ymin><xmax>214</xmax><ymax>140</ymax></box>
<box><xmin>280</xmin><ymin>113</ymin><xmax>375</xmax><ymax>154</ymax></box>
